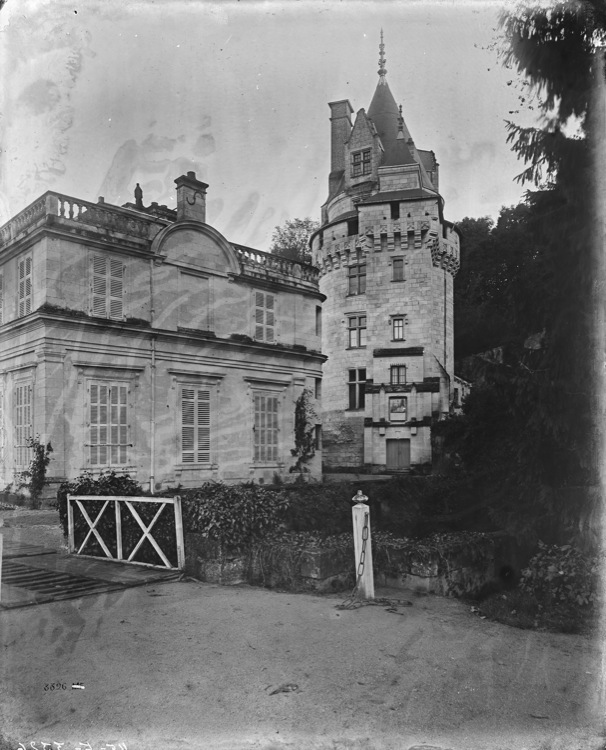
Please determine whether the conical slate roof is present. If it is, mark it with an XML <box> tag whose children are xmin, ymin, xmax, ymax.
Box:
<box><xmin>366</xmin><ymin>33</ymin><xmax>436</xmax><ymax>192</ymax></box>
<box><xmin>367</xmin><ymin>80</ymin><xmax>416</xmax><ymax>167</ymax></box>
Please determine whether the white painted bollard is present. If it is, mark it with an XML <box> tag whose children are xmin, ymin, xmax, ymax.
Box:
<box><xmin>352</xmin><ymin>490</ymin><xmax>374</xmax><ymax>600</ymax></box>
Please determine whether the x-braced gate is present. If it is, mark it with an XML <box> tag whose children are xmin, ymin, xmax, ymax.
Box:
<box><xmin>67</xmin><ymin>495</ymin><xmax>185</xmax><ymax>570</ymax></box>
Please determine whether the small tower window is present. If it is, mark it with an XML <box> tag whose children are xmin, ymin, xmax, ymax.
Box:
<box><xmin>347</xmin><ymin>263</ymin><xmax>366</xmax><ymax>295</ymax></box>
<box><xmin>347</xmin><ymin>315</ymin><xmax>367</xmax><ymax>348</ymax></box>
<box><xmin>390</xmin><ymin>365</ymin><xmax>407</xmax><ymax>385</ymax></box>
<box><xmin>351</xmin><ymin>149</ymin><xmax>371</xmax><ymax>177</ymax></box>
<box><xmin>390</xmin><ymin>202</ymin><xmax>400</xmax><ymax>220</ymax></box>
<box><xmin>392</xmin><ymin>258</ymin><xmax>405</xmax><ymax>282</ymax></box>
<box><xmin>392</xmin><ymin>316</ymin><xmax>406</xmax><ymax>341</ymax></box>
<box><xmin>347</xmin><ymin>218</ymin><xmax>359</xmax><ymax>237</ymax></box>
<box><xmin>348</xmin><ymin>368</ymin><xmax>366</xmax><ymax>410</ymax></box>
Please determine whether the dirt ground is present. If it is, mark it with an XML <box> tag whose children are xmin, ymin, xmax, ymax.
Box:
<box><xmin>1</xmin><ymin>512</ymin><xmax>605</xmax><ymax>750</ymax></box>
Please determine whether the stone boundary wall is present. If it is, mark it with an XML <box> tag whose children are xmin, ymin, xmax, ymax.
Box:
<box><xmin>184</xmin><ymin>531</ymin><xmax>515</xmax><ymax>598</ymax></box>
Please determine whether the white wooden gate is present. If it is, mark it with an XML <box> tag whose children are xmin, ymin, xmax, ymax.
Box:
<box><xmin>67</xmin><ymin>495</ymin><xmax>185</xmax><ymax>570</ymax></box>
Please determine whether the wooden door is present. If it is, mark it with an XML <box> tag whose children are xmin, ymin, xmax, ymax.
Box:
<box><xmin>386</xmin><ymin>439</ymin><xmax>411</xmax><ymax>471</ymax></box>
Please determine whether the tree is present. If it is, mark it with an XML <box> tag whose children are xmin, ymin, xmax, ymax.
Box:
<box><xmin>269</xmin><ymin>218</ymin><xmax>319</xmax><ymax>264</ymax></box>
<box><xmin>440</xmin><ymin>3</ymin><xmax>606</xmax><ymax>545</ymax></box>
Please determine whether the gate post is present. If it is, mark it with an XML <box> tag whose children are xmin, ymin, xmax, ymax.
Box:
<box><xmin>352</xmin><ymin>490</ymin><xmax>374</xmax><ymax>600</ymax></box>
<box><xmin>67</xmin><ymin>493</ymin><xmax>75</xmax><ymax>554</ymax></box>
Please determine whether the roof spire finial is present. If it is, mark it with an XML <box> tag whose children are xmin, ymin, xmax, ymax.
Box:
<box><xmin>378</xmin><ymin>29</ymin><xmax>387</xmax><ymax>82</ymax></box>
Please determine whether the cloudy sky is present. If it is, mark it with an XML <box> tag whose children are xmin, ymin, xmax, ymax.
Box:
<box><xmin>0</xmin><ymin>0</ymin><xmax>538</xmax><ymax>250</ymax></box>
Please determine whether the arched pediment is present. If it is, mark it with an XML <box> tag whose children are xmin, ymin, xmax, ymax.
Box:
<box><xmin>151</xmin><ymin>220</ymin><xmax>240</xmax><ymax>276</ymax></box>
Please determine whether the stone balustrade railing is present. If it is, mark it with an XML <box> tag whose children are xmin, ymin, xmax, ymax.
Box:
<box><xmin>233</xmin><ymin>244</ymin><xmax>320</xmax><ymax>288</ymax></box>
<box><xmin>0</xmin><ymin>191</ymin><xmax>159</xmax><ymax>247</ymax></box>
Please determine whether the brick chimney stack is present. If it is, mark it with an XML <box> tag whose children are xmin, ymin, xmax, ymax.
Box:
<box><xmin>175</xmin><ymin>171</ymin><xmax>209</xmax><ymax>222</ymax></box>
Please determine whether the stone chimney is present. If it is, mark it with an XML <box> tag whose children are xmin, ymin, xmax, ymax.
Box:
<box><xmin>328</xmin><ymin>100</ymin><xmax>353</xmax><ymax>196</ymax></box>
<box><xmin>174</xmin><ymin>171</ymin><xmax>208</xmax><ymax>222</ymax></box>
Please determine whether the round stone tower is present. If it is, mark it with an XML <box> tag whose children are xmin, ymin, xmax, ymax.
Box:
<box><xmin>311</xmin><ymin>34</ymin><xmax>460</xmax><ymax>472</ymax></box>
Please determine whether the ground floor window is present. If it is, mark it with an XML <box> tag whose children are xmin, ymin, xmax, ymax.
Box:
<box><xmin>89</xmin><ymin>381</ymin><xmax>128</xmax><ymax>466</ymax></box>
<box><xmin>14</xmin><ymin>382</ymin><xmax>32</xmax><ymax>469</ymax></box>
<box><xmin>253</xmin><ymin>392</ymin><xmax>279</xmax><ymax>462</ymax></box>
<box><xmin>181</xmin><ymin>387</ymin><xmax>211</xmax><ymax>464</ymax></box>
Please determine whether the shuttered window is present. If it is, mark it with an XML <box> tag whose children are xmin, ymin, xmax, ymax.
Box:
<box><xmin>181</xmin><ymin>388</ymin><xmax>211</xmax><ymax>464</ymax></box>
<box><xmin>14</xmin><ymin>383</ymin><xmax>32</xmax><ymax>468</ymax></box>
<box><xmin>18</xmin><ymin>256</ymin><xmax>32</xmax><ymax>318</ymax></box>
<box><xmin>254</xmin><ymin>291</ymin><xmax>275</xmax><ymax>342</ymax></box>
<box><xmin>91</xmin><ymin>255</ymin><xmax>124</xmax><ymax>319</ymax></box>
<box><xmin>0</xmin><ymin>390</ymin><xmax>4</xmax><ymax>472</ymax></box>
<box><xmin>89</xmin><ymin>382</ymin><xmax>128</xmax><ymax>466</ymax></box>
<box><xmin>253</xmin><ymin>393</ymin><xmax>279</xmax><ymax>462</ymax></box>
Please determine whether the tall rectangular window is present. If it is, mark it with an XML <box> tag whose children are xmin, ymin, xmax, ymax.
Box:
<box><xmin>351</xmin><ymin>149</ymin><xmax>371</xmax><ymax>177</ymax></box>
<box><xmin>390</xmin><ymin>202</ymin><xmax>400</xmax><ymax>220</ymax></box>
<box><xmin>14</xmin><ymin>382</ymin><xmax>32</xmax><ymax>469</ymax></box>
<box><xmin>91</xmin><ymin>255</ymin><xmax>124</xmax><ymax>320</ymax></box>
<box><xmin>347</xmin><ymin>264</ymin><xmax>366</xmax><ymax>295</ymax></box>
<box><xmin>254</xmin><ymin>291</ymin><xmax>275</xmax><ymax>342</ymax></box>
<box><xmin>392</xmin><ymin>316</ymin><xmax>405</xmax><ymax>341</ymax></box>
<box><xmin>392</xmin><ymin>258</ymin><xmax>405</xmax><ymax>281</ymax></box>
<box><xmin>18</xmin><ymin>255</ymin><xmax>32</xmax><ymax>318</ymax></box>
<box><xmin>348</xmin><ymin>368</ymin><xmax>366</xmax><ymax>410</ymax></box>
<box><xmin>348</xmin><ymin>315</ymin><xmax>367</xmax><ymax>348</ymax></box>
<box><xmin>89</xmin><ymin>382</ymin><xmax>128</xmax><ymax>466</ymax></box>
<box><xmin>0</xmin><ymin>390</ymin><xmax>4</xmax><ymax>474</ymax></box>
<box><xmin>0</xmin><ymin>271</ymin><xmax>3</xmax><ymax>325</ymax></box>
<box><xmin>181</xmin><ymin>388</ymin><xmax>211</xmax><ymax>464</ymax></box>
<box><xmin>253</xmin><ymin>393</ymin><xmax>279</xmax><ymax>462</ymax></box>
<box><xmin>315</xmin><ymin>305</ymin><xmax>322</xmax><ymax>337</ymax></box>
<box><xmin>390</xmin><ymin>365</ymin><xmax>407</xmax><ymax>385</ymax></box>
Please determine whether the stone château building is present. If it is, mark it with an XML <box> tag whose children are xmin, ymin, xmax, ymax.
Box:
<box><xmin>0</xmin><ymin>173</ymin><xmax>324</xmax><ymax>494</ymax></box>
<box><xmin>311</xmin><ymin>36</ymin><xmax>460</xmax><ymax>472</ymax></box>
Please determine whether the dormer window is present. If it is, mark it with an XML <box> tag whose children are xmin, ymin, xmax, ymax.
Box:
<box><xmin>351</xmin><ymin>149</ymin><xmax>371</xmax><ymax>177</ymax></box>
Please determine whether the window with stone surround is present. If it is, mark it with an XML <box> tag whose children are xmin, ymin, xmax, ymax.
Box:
<box><xmin>315</xmin><ymin>305</ymin><xmax>322</xmax><ymax>337</ymax></box>
<box><xmin>351</xmin><ymin>149</ymin><xmax>371</xmax><ymax>177</ymax></box>
<box><xmin>181</xmin><ymin>387</ymin><xmax>211</xmax><ymax>464</ymax></box>
<box><xmin>348</xmin><ymin>368</ymin><xmax>366</xmax><ymax>410</ymax></box>
<box><xmin>91</xmin><ymin>254</ymin><xmax>125</xmax><ymax>320</ymax></box>
<box><xmin>88</xmin><ymin>381</ymin><xmax>129</xmax><ymax>467</ymax></box>
<box><xmin>18</xmin><ymin>255</ymin><xmax>33</xmax><ymax>318</ymax></box>
<box><xmin>14</xmin><ymin>381</ymin><xmax>33</xmax><ymax>469</ymax></box>
<box><xmin>348</xmin><ymin>315</ymin><xmax>367</xmax><ymax>348</ymax></box>
<box><xmin>347</xmin><ymin>263</ymin><xmax>366</xmax><ymax>295</ymax></box>
<box><xmin>254</xmin><ymin>291</ymin><xmax>275</xmax><ymax>343</ymax></box>
<box><xmin>392</xmin><ymin>257</ymin><xmax>405</xmax><ymax>282</ymax></box>
<box><xmin>392</xmin><ymin>316</ymin><xmax>406</xmax><ymax>341</ymax></box>
<box><xmin>389</xmin><ymin>396</ymin><xmax>408</xmax><ymax>421</ymax></box>
<box><xmin>253</xmin><ymin>392</ymin><xmax>279</xmax><ymax>462</ymax></box>
<box><xmin>390</xmin><ymin>365</ymin><xmax>407</xmax><ymax>385</ymax></box>
<box><xmin>390</xmin><ymin>202</ymin><xmax>400</xmax><ymax>220</ymax></box>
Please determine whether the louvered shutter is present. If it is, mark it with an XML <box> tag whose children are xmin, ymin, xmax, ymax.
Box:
<box><xmin>92</xmin><ymin>255</ymin><xmax>108</xmax><ymax>317</ymax></box>
<box><xmin>91</xmin><ymin>255</ymin><xmax>124</xmax><ymax>319</ymax></box>
<box><xmin>253</xmin><ymin>393</ymin><xmax>279</xmax><ymax>462</ymax></box>
<box><xmin>14</xmin><ymin>383</ymin><xmax>32</xmax><ymax>467</ymax></box>
<box><xmin>254</xmin><ymin>292</ymin><xmax>275</xmax><ymax>342</ymax></box>
<box><xmin>181</xmin><ymin>388</ymin><xmax>211</xmax><ymax>463</ymax></box>
<box><xmin>90</xmin><ymin>382</ymin><xmax>128</xmax><ymax>466</ymax></box>
<box><xmin>18</xmin><ymin>257</ymin><xmax>32</xmax><ymax>317</ymax></box>
<box><xmin>109</xmin><ymin>259</ymin><xmax>124</xmax><ymax>319</ymax></box>
<box><xmin>265</xmin><ymin>294</ymin><xmax>275</xmax><ymax>342</ymax></box>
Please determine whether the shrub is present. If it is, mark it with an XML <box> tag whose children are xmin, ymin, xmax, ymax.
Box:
<box><xmin>180</xmin><ymin>483</ymin><xmax>290</xmax><ymax>551</ymax></box>
<box><xmin>16</xmin><ymin>436</ymin><xmax>53</xmax><ymax>509</ymax></box>
<box><xmin>520</xmin><ymin>541</ymin><xmax>601</xmax><ymax>609</ymax></box>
